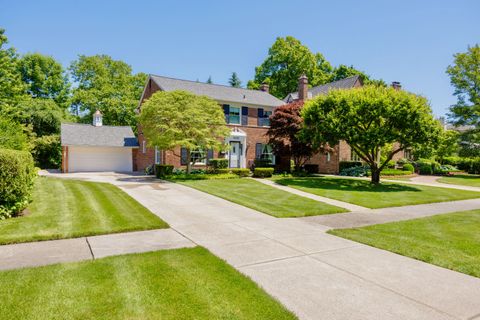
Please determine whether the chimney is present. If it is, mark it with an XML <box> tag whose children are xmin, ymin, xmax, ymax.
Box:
<box><xmin>259</xmin><ymin>82</ymin><xmax>269</xmax><ymax>93</ymax></box>
<box><xmin>391</xmin><ymin>81</ymin><xmax>402</xmax><ymax>90</ymax></box>
<box><xmin>93</xmin><ymin>109</ymin><xmax>103</xmax><ymax>127</ymax></box>
<box><xmin>298</xmin><ymin>74</ymin><xmax>308</xmax><ymax>101</ymax></box>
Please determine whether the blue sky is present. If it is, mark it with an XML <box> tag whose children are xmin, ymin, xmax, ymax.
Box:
<box><xmin>1</xmin><ymin>0</ymin><xmax>479</xmax><ymax>116</ymax></box>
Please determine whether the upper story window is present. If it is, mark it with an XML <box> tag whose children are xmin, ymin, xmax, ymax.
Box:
<box><xmin>351</xmin><ymin>150</ymin><xmax>362</xmax><ymax>162</ymax></box>
<box><xmin>223</xmin><ymin>105</ymin><xmax>240</xmax><ymax>125</ymax></box>
<box><xmin>257</xmin><ymin>108</ymin><xmax>271</xmax><ymax>127</ymax></box>
<box><xmin>142</xmin><ymin>140</ymin><xmax>146</xmax><ymax>154</ymax></box>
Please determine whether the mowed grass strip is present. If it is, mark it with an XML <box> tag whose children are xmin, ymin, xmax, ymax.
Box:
<box><xmin>329</xmin><ymin>210</ymin><xmax>480</xmax><ymax>278</ymax></box>
<box><xmin>437</xmin><ymin>174</ymin><xmax>480</xmax><ymax>187</ymax></box>
<box><xmin>176</xmin><ymin>178</ymin><xmax>346</xmax><ymax>217</ymax></box>
<box><xmin>0</xmin><ymin>177</ymin><xmax>167</xmax><ymax>245</ymax></box>
<box><xmin>274</xmin><ymin>177</ymin><xmax>480</xmax><ymax>208</ymax></box>
<box><xmin>0</xmin><ymin>247</ymin><xmax>296</xmax><ymax>320</ymax></box>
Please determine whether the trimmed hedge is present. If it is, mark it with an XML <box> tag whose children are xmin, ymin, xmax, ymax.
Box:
<box><xmin>208</xmin><ymin>158</ymin><xmax>228</xmax><ymax>170</ymax></box>
<box><xmin>215</xmin><ymin>168</ymin><xmax>251</xmax><ymax>177</ymax></box>
<box><xmin>339</xmin><ymin>161</ymin><xmax>362</xmax><ymax>172</ymax></box>
<box><xmin>402</xmin><ymin>163</ymin><xmax>414</xmax><ymax>172</ymax></box>
<box><xmin>155</xmin><ymin>164</ymin><xmax>174</xmax><ymax>178</ymax></box>
<box><xmin>253</xmin><ymin>168</ymin><xmax>274</xmax><ymax>178</ymax></box>
<box><xmin>380</xmin><ymin>169</ymin><xmax>413</xmax><ymax>176</ymax></box>
<box><xmin>0</xmin><ymin>148</ymin><xmax>36</xmax><ymax>219</ymax></box>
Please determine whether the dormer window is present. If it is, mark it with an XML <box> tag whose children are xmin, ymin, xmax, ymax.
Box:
<box><xmin>93</xmin><ymin>110</ymin><xmax>103</xmax><ymax>127</ymax></box>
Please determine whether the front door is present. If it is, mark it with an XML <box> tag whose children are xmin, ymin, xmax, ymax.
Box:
<box><xmin>229</xmin><ymin>141</ymin><xmax>241</xmax><ymax>168</ymax></box>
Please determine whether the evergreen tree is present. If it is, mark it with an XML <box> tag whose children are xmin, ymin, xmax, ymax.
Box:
<box><xmin>206</xmin><ymin>76</ymin><xmax>213</xmax><ymax>84</ymax></box>
<box><xmin>228</xmin><ymin>72</ymin><xmax>242</xmax><ymax>88</ymax></box>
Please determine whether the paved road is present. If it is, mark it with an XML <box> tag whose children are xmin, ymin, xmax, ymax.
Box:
<box><xmin>4</xmin><ymin>172</ymin><xmax>480</xmax><ymax>320</ymax></box>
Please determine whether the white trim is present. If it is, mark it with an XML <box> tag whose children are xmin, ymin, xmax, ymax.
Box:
<box><xmin>142</xmin><ymin>141</ymin><xmax>146</xmax><ymax>154</ymax></box>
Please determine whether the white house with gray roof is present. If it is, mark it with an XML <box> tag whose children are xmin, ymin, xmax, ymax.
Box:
<box><xmin>60</xmin><ymin>111</ymin><xmax>138</xmax><ymax>172</ymax></box>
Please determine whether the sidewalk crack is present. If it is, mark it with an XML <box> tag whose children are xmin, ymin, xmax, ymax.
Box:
<box><xmin>85</xmin><ymin>237</ymin><xmax>95</xmax><ymax>260</ymax></box>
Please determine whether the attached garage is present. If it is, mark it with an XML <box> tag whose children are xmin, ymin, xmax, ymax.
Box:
<box><xmin>61</xmin><ymin>112</ymin><xmax>138</xmax><ymax>173</ymax></box>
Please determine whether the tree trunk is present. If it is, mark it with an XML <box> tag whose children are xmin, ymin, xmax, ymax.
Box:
<box><xmin>371</xmin><ymin>167</ymin><xmax>381</xmax><ymax>184</ymax></box>
<box><xmin>186</xmin><ymin>149</ymin><xmax>192</xmax><ymax>174</ymax></box>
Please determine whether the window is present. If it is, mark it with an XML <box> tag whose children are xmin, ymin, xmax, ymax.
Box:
<box><xmin>229</xmin><ymin>107</ymin><xmax>240</xmax><ymax>124</ymax></box>
<box><xmin>404</xmin><ymin>149</ymin><xmax>412</xmax><ymax>160</ymax></box>
<box><xmin>155</xmin><ymin>147</ymin><xmax>161</xmax><ymax>164</ymax></box>
<box><xmin>256</xmin><ymin>143</ymin><xmax>276</xmax><ymax>165</ymax></box>
<box><xmin>223</xmin><ymin>105</ymin><xmax>241</xmax><ymax>124</ymax></box>
<box><xmin>142</xmin><ymin>140</ymin><xmax>146</xmax><ymax>154</ymax></box>
<box><xmin>326</xmin><ymin>152</ymin><xmax>331</xmax><ymax>162</ymax></box>
<box><xmin>257</xmin><ymin>108</ymin><xmax>271</xmax><ymax>126</ymax></box>
<box><xmin>191</xmin><ymin>149</ymin><xmax>206</xmax><ymax>164</ymax></box>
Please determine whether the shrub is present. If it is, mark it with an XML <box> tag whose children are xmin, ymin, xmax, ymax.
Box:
<box><xmin>253</xmin><ymin>167</ymin><xmax>274</xmax><ymax>178</ymax></box>
<box><xmin>339</xmin><ymin>161</ymin><xmax>362</xmax><ymax>172</ymax></box>
<box><xmin>386</xmin><ymin>160</ymin><xmax>396</xmax><ymax>169</ymax></box>
<box><xmin>254</xmin><ymin>159</ymin><xmax>273</xmax><ymax>168</ymax></box>
<box><xmin>434</xmin><ymin>165</ymin><xmax>461</xmax><ymax>175</ymax></box>
<box><xmin>340</xmin><ymin>165</ymin><xmax>369</xmax><ymax>177</ymax></box>
<box><xmin>0</xmin><ymin>117</ymin><xmax>28</xmax><ymax>151</ymax></box>
<box><xmin>442</xmin><ymin>156</ymin><xmax>462</xmax><ymax>166</ymax></box>
<box><xmin>32</xmin><ymin>134</ymin><xmax>61</xmax><ymax>169</ymax></box>
<box><xmin>397</xmin><ymin>158</ymin><xmax>412</xmax><ymax>165</ymax></box>
<box><xmin>419</xmin><ymin>164</ymin><xmax>433</xmax><ymax>175</ymax></box>
<box><xmin>0</xmin><ymin>148</ymin><xmax>36</xmax><ymax>219</ymax></box>
<box><xmin>214</xmin><ymin>168</ymin><xmax>250</xmax><ymax>177</ymax></box>
<box><xmin>208</xmin><ymin>158</ymin><xmax>228</xmax><ymax>170</ymax></box>
<box><xmin>155</xmin><ymin>164</ymin><xmax>174</xmax><ymax>178</ymax></box>
<box><xmin>229</xmin><ymin>168</ymin><xmax>250</xmax><ymax>177</ymax></box>
<box><xmin>402</xmin><ymin>163</ymin><xmax>414</xmax><ymax>172</ymax></box>
<box><xmin>145</xmin><ymin>165</ymin><xmax>154</xmax><ymax>175</ymax></box>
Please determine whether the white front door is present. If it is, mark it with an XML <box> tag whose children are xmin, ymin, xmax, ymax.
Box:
<box><xmin>229</xmin><ymin>141</ymin><xmax>241</xmax><ymax>168</ymax></box>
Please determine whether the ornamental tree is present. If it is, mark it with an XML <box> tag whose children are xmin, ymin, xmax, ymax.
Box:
<box><xmin>267</xmin><ymin>101</ymin><xmax>322</xmax><ymax>172</ymax></box>
<box><xmin>138</xmin><ymin>90</ymin><xmax>230</xmax><ymax>173</ymax></box>
<box><xmin>302</xmin><ymin>86</ymin><xmax>441</xmax><ymax>184</ymax></box>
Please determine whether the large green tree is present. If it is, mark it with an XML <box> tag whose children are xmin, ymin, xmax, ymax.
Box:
<box><xmin>248</xmin><ymin>36</ymin><xmax>332</xmax><ymax>98</ymax></box>
<box><xmin>302</xmin><ymin>86</ymin><xmax>441</xmax><ymax>183</ymax></box>
<box><xmin>17</xmin><ymin>53</ymin><xmax>70</xmax><ymax>107</ymax></box>
<box><xmin>139</xmin><ymin>90</ymin><xmax>230</xmax><ymax>173</ymax></box>
<box><xmin>447</xmin><ymin>44</ymin><xmax>480</xmax><ymax>127</ymax></box>
<box><xmin>0</xmin><ymin>29</ymin><xmax>27</xmax><ymax>112</ymax></box>
<box><xmin>69</xmin><ymin>55</ymin><xmax>147</xmax><ymax>127</ymax></box>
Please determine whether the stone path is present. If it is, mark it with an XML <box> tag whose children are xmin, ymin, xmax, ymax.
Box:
<box><xmin>4</xmin><ymin>171</ymin><xmax>480</xmax><ymax>320</ymax></box>
<box><xmin>0</xmin><ymin>229</ymin><xmax>194</xmax><ymax>271</ymax></box>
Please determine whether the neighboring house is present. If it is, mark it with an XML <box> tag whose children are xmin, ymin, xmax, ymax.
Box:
<box><xmin>60</xmin><ymin>110</ymin><xmax>138</xmax><ymax>172</ymax></box>
<box><xmin>135</xmin><ymin>75</ymin><xmax>284</xmax><ymax>171</ymax></box>
<box><xmin>284</xmin><ymin>75</ymin><xmax>408</xmax><ymax>173</ymax></box>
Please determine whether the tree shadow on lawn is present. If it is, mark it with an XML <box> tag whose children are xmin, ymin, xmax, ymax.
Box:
<box><xmin>276</xmin><ymin>177</ymin><xmax>422</xmax><ymax>193</ymax></box>
<box><xmin>446</xmin><ymin>174</ymin><xmax>480</xmax><ymax>181</ymax></box>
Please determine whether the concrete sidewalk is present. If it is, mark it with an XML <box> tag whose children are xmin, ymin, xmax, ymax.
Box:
<box><xmin>0</xmin><ymin>229</ymin><xmax>194</xmax><ymax>271</ymax></box>
<box><xmin>13</xmin><ymin>172</ymin><xmax>480</xmax><ymax>320</ymax></box>
<box><xmin>303</xmin><ymin>198</ymin><xmax>480</xmax><ymax>228</ymax></box>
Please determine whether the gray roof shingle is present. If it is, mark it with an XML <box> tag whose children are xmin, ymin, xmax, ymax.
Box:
<box><xmin>284</xmin><ymin>75</ymin><xmax>361</xmax><ymax>102</ymax></box>
<box><xmin>150</xmin><ymin>75</ymin><xmax>284</xmax><ymax>107</ymax></box>
<box><xmin>61</xmin><ymin>123</ymin><xmax>138</xmax><ymax>147</ymax></box>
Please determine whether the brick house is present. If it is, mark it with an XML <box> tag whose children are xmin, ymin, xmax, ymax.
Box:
<box><xmin>135</xmin><ymin>75</ymin><xmax>284</xmax><ymax>171</ymax></box>
<box><xmin>284</xmin><ymin>75</ymin><xmax>408</xmax><ymax>173</ymax></box>
<box><xmin>135</xmin><ymin>74</ymin><xmax>408</xmax><ymax>174</ymax></box>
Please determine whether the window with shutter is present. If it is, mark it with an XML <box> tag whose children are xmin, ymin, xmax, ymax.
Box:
<box><xmin>206</xmin><ymin>149</ymin><xmax>214</xmax><ymax>164</ymax></box>
<box><xmin>255</xmin><ymin>143</ymin><xmax>263</xmax><ymax>159</ymax></box>
<box><xmin>223</xmin><ymin>104</ymin><xmax>230</xmax><ymax>123</ymax></box>
<box><xmin>257</xmin><ymin>108</ymin><xmax>264</xmax><ymax>126</ymax></box>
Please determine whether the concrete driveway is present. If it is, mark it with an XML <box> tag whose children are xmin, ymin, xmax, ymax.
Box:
<box><xmin>41</xmin><ymin>172</ymin><xmax>480</xmax><ymax>320</ymax></box>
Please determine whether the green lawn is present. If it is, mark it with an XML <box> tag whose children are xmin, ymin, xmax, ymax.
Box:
<box><xmin>437</xmin><ymin>174</ymin><xmax>480</xmax><ymax>187</ymax></box>
<box><xmin>0</xmin><ymin>177</ymin><xmax>167</xmax><ymax>245</ymax></box>
<box><xmin>177</xmin><ymin>178</ymin><xmax>346</xmax><ymax>217</ymax></box>
<box><xmin>0</xmin><ymin>247</ymin><xmax>296</xmax><ymax>320</ymax></box>
<box><xmin>330</xmin><ymin>210</ymin><xmax>480</xmax><ymax>278</ymax></box>
<box><xmin>274</xmin><ymin>176</ymin><xmax>480</xmax><ymax>208</ymax></box>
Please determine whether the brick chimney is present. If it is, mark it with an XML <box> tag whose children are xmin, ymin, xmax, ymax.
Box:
<box><xmin>298</xmin><ymin>74</ymin><xmax>308</xmax><ymax>101</ymax></box>
<box><xmin>259</xmin><ymin>82</ymin><xmax>269</xmax><ymax>93</ymax></box>
<box><xmin>391</xmin><ymin>81</ymin><xmax>402</xmax><ymax>90</ymax></box>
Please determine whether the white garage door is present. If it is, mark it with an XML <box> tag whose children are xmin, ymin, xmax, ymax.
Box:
<box><xmin>69</xmin><ymin>146</ymin><xmax>133</xmax><ymax>172</ymax></box>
